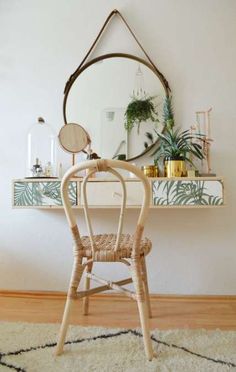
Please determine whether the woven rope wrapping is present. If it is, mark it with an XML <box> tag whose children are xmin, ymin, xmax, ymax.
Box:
<box><xmin>130</xmin><ymin>225</ymin><xmax>146</xmax><ymax>302</ymax></box>
<box><xmin>71</xmin><ymin>225</ymin><xmax>84</xmax><ymax>257</ymax></box>
<box><xmin>130</xmin><ymin>258</ymin><xmax>145</xmax><ymax>302</ymax></box>
<box><xmin>93</xmin><ymin>250</ymin><xmax>117</xmax><ymax>262</ymax></box>
<box><xmin>132</xmin><ymin>225</ymin><xmax>144</xmax><ymax>259</ymax></box>
<box><xmin>96</xmin><ymin>159</ymin><xmax>109</xmax><ymax>172</ymax></box>
<box><xmin>68</xmin><ymin>263</ymin><xmax>84</xmax><ymax>299</ymax></box>
<box><xmin>141</xmin><ymin>256</ymin><xmax>148</xmax><ymax>284</ymax></box>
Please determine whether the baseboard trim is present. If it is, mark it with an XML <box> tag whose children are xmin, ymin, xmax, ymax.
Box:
<box><xmin>0</xmin><ymin>290</ymin><xmax>66</xmax><ymax>299</ymax></box>
<box><xmin>0</xmin><ymin>290</ymin><xmax>235</xmax><ymax>302</ymax></box>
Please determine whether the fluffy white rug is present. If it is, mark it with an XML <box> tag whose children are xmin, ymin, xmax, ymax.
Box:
<box><xmin>0</xmin><ymin>322</ymin><xmax>235</xmax><ymax>372</ymax></box>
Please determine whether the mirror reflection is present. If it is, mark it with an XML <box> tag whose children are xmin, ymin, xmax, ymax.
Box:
<box><xmin>65</xmin><ymin>57</ymin><xmax>167</xmax><ymax>161</ymax></box>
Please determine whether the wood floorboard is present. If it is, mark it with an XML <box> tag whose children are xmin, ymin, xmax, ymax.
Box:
<box><xmin>0</xmin><ymin>293</ymin><xmax>235</xmax><ymax>330</ymax></box>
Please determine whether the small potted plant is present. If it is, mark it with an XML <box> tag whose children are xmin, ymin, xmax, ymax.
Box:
<box><xmin>124</xmin><ymin>95</ymin><xmax>159</xmax><ymax>134</ymax></box>
<box><xmin>153</xmin><ymin>127</ymin><xmax>205</xmax><ymax>177</ymax></box>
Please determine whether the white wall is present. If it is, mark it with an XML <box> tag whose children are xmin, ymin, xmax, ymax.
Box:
<box><xmin>0</xmin><ymin>0</ymin><xmax>236</xmax><ymax>294</ymax></box>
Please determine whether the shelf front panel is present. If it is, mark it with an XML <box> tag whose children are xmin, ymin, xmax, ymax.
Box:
<box><xmin>13</xmin><ymin>181</ymin><xmax>77</xmax><ymax>207</ymax></box>
<box><xmin>80</xmin><ymin>181</ymin><xmax>143</xmax><ymax>206</ymax></box>
<box><xmin>152</xmin><ymin>179</ymin><xmax>224</xmax><ymax>206</ymax></box>
<box><xmin>12</xmin><ymin>177</ymin><xmax>224</xmax><ymax>208</ymax></box>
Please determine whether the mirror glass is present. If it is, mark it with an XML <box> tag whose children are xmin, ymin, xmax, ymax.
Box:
<box><xmin>65</xmin><ymin>56</ymin><xmax>167</xmax><ymax>161</ymax></box>
<box><xmin>58</xmin><ymin>123</ymin><xmax>90</xmax><ymax>154</ymax></box>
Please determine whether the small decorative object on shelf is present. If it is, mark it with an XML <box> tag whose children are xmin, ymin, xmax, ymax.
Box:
<box><xmin>57</xmin><ymin>163</ymin><xmax>63</xmax><ymax>179</ymax></box>
<box><xmin>187</xmin><ymin>169</ymin><xmax>199</xmax><ymax>177</ymax></box>
<box><xmin>44</xmin><ymin>162</ymin><xmax>53</xmax><ymax>177</ymax></box>
<box><xmin>86</xmin><ymin>148</ymin><xmax>101</xmax><ymax>160</ymax></box>
<box><xmin>27</xmin><ymin>117</ymin><xmax>57</xmax><ymax>178</ymax></box>
<box><xmin>193</xmin><ymin>107</ymin><xmax>215</xmax><ymax>176</ymax></box>
<box><xmin>31</xmin><ymin>158</ymin><xmax>43</xmax><ymax>177</ymax></box>
<box><xmin>141</xmin><ymin>165</ymin><xmax>159</xmax><ymax>178</ymax></box>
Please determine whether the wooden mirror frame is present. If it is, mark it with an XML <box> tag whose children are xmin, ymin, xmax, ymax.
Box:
<box><xmin>63</xmin><ymin>53</ymin><xmax>170</xmax><ymax>162</ymax></box>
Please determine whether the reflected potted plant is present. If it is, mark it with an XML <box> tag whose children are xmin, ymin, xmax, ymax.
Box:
<box><xmin>124</xmin><ymin>95</ymin><xmax>159</xmax><ymax>134</ymax></box>
<box><xmin>163</xmin><ymin>95</ymin><xmax>174</xmax><ymax>130</ymax></box>
<box><xmin>144</xmin><ymin>95</ymin><xmax>174</xmax><ymax>150</ymax></box>
<box><xmin>153</xmin><ymin>127</ymin><xmax>205</xmax><ymax>177</ymax></box>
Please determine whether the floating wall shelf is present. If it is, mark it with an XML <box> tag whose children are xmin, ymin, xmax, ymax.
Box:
<box><xmin>12</xmin><ymin>177</ymin><xmax>224</xmax><ymax>209</ymax></box>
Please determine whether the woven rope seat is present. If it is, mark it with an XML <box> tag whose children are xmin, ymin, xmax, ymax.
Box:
<box><xmin>80</xmin><ymin>234</ymin><xmax>152</xmax><ymax>261</ymax></box>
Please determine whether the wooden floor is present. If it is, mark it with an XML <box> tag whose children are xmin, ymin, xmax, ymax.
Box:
<box><xmin>0</xmin><ymin>292</ymin><xmax>236</xmax><ymax>330</ymax></box>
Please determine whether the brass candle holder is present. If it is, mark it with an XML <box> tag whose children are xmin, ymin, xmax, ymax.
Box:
<box><xmin>141</xmin><ymin>165</ymin><xmax>159</xmax><ymax>178</ymax></box>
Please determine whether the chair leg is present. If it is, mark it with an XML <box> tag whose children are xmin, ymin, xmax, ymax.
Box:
<box><xmin>131</xmin><ymin>258</ymin><xmax>153</xmax><ymax>361</ymax></box>
<box><xmin>141</xmin><ymin>256</ymin><xmax>152</xmax><ymax>318</ymax></box>
<box><xmin>55</xmin><ymin>258</ymin><xmax>84</xmax><ymax>356</ymax></box>
<box><xmin>83</xmin><ymin>260</ymin><xmax>93</xmax><ymax>315</ymax></box>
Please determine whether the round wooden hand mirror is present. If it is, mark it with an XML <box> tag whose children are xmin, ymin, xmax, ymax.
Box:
<box><xmin>58</xmin><ymin>123</ymin><xmax>91</xmax><ymax>164</ymax></box>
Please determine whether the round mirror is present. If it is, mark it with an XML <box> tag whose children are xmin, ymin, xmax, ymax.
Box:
<box><xmin>64</xmin><ymin>54</ymin><xmax>169</xmax><ymax>161</ymax></box>
<box><xmin>58</xmin><ymin>123</ymin><xmax>90</xmax><ymax>154</ymax></box>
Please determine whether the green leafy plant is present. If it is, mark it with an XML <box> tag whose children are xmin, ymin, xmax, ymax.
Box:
<box><xmin>163</xmin><ymin>96</ymin><xmax>174</xmax><ymax>129</ymax></box>
<box><xmin>144</xmin><ymin>95</ymin><xmax>174</xmax><ymax>149</ymax></box>
<box><xmin>124</xmin><ymin>95</ymin><xmax>159</xmax><ymax>133</ymax></box>
<box><xmin>152</xmin><ymin>127</ymin><xmax>205</xmax><ymax>165</ymax></box>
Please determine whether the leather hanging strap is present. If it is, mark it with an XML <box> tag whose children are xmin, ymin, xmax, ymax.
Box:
<box><xmin>64</xmin><ymin>9</ymin><xmax>170</xmax><ymax>94</ymax></box>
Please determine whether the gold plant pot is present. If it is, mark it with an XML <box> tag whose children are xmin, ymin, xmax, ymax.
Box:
<box><xmin>164</xmin><ymin>159</ymin><xmax>187</xmax><ymax>177</ymax></box>
<box><xmin>141</xmin><ymin>165</ymin><xmax>159</xmax><ymax>177</ymax></box>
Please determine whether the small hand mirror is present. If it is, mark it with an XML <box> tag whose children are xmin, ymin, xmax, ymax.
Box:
<box><xmin>58</xmin><ymin>123</ymin><xmax>90</xmax><ymax>154</ymax></box>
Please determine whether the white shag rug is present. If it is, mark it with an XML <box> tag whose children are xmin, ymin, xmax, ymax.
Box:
<box><xmin>0</xmin><ymin>322</ymin><xmax>235</xmax><ymax>372</ymax></box>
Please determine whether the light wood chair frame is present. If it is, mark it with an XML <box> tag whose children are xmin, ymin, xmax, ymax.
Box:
<box><xmin>55</xmin><ymin>159</ymin><xmax>154</xmax><ymax>361</ymax></box>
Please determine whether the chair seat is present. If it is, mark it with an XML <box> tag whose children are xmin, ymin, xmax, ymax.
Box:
<box><xmin>80</xmin><ymin>233</ymin><xmax>152</xmax><ymax>261</ymax></box>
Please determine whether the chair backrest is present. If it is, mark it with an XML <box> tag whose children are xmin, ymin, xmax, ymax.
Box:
<box><xmin>61</xmin><ymin>159</ymin><xmax>151</xmax><ymax>255</ymax></box>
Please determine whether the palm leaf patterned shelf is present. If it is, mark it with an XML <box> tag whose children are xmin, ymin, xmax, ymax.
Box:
<box><xmin>152</xmin><ymin>180</ymin><xmax>223</xmax><ymax>206</ymax></box>
<box><xmin>13</xmin><ymin>179</ymin><xmax>224</xmax><ymax>208</ymax></box>
<box><xmin>14</xmin><ymin>181</ymin><xmax>77</xmax><ymax>207</ymax></box>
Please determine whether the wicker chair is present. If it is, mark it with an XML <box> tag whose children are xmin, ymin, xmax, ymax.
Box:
<box><xmin>55</xmin><ymin>159</ymin><xmax>154</xmax><ymax>360</ymax></box>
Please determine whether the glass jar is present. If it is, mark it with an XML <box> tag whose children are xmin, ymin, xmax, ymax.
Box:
<box><xmin>27</xmin><ymin>117</ymin><xmax>57</xmax><ymax>178</ymax></box>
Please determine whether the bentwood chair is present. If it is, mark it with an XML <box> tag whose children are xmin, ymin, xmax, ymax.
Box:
<box><xmin>55</xmin><ymin>159</ymin><xmax>154</xmax><ymax>361</ymax></box>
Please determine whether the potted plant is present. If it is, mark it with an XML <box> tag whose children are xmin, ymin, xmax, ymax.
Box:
<box><xmin>124</xmin><ymin>95</ymin><xmax>159</xmax><ymax>134</ymax></box>
<box><xmin>152</xmin><ymin>127</ymin><xmax>205</xmax><ymax>177</ymax></box>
